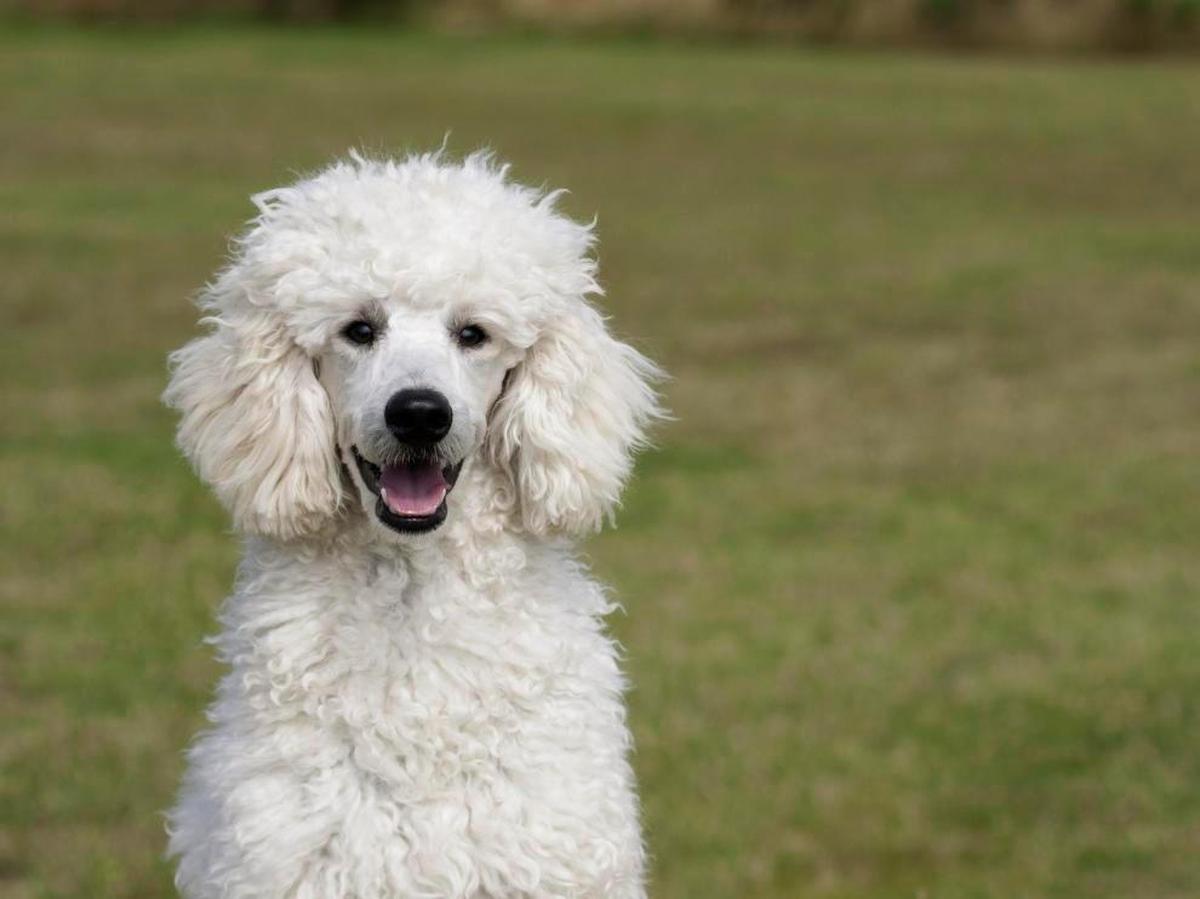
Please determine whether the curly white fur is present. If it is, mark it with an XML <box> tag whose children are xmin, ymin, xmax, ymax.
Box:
<box><xmin>163</xmin><ymin>152</ymin><xmax>663</xmax><ymax>899</ymax></box>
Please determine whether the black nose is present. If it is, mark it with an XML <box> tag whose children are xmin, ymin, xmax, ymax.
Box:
<box><xmin>385</xmin><ymin>388</ymin><xmax>453</xmax><ymax>446</ymax></box>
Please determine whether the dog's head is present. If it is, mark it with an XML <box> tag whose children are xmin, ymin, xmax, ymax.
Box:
<box><xmin>164</xmin><ymin>152</ymin><xmax>662</xmax><ymax>543</ymax></box>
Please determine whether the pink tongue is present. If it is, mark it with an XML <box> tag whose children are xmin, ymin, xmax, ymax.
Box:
<box><xmin>379</xmin><ymin>463</ymin><xmax>448</xmax><ymax>516</ymax></box>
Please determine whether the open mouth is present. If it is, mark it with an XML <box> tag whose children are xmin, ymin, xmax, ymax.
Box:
<box><xmin>351</xmin><ymin>446</ymin><xmax>464</xmax><ymax>533</ymax></box>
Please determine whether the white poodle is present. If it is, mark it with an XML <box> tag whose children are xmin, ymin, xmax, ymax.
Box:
<box><xmin>163</xmin><ymin>152</ymin><xmax>664</xmax><ymax>899</ymax></box>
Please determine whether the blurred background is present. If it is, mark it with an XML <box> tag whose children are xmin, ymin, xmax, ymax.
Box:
<box><xmin>1</xmin><ymin>2</ymin><xmax>1198</xmax><ymax>897</ymax></box>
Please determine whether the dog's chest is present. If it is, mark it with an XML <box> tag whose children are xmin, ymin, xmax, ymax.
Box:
<box><xmin>191</xmin><ymin>550</ymin><xmax>643</xmax><ymax>898</ymax></box>
<box><xmin>221</xmin><ymin>560</ymin><xmax>637</xmax><ymax>893</ymax></box>
<box><xmin>234</xmin><ymin>557</ymin><xmax>625</xmax><ymax>795</ymax></box>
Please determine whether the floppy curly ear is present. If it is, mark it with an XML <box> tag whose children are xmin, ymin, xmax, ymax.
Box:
<box><xmin>488</xmin><ymin>300</ymin><xmax>664</xmax><ymax>537</ymax></box>
<box><xmin>164</xmin><ymin>310</ymin><xmax>343</xmax><ymax>541</ymax></box>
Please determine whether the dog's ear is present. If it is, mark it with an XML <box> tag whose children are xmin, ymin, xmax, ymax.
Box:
<box><xmin>487</xmin><ymin>298</ymin><xmax>664</xmax><ymax>537</ymax></box>
<box><xmin>164</xmin><ymin>300</ymin><xmax>343</xmax><ymax>541</ymax></box>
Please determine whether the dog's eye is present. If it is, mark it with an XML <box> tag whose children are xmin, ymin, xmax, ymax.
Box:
<box><xmin>456</xmin><ymin>324</ymin><xmax>488</xmax><ymax>349</ymax></box>
<box><xmin>342</xmin><ymin>320</ymin><xmax>376</xmax><ymax>347</ymax></box>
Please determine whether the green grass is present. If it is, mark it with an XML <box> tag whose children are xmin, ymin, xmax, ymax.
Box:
<box><xmin>2</xmin><ymin>25</ymin><xmax>1199</xmax><ymax>899</ymax></box>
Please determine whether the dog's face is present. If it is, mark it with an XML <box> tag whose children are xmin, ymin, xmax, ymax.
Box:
<box><xmin>319</xmin><ymin>300</ymin><xmax>519</xmax><ymax>536</ymax></box>
<box><xmin>165</xmin><ymin>153</ymin><xmax>662</xmax><ymax>543</ymax></box>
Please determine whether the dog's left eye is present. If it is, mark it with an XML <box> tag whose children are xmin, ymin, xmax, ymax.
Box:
<box><xmin>456</xmin><ymin>324</ymin><xmax>488</xmax><ymax>349</ymax></box>
<box><xmin>342</xmin><ymin>320</ymin><xmax>376</xmax><ymax>346</ymax></box>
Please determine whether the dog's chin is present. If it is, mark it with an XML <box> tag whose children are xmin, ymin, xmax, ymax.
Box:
<box><xmin>351</xmin><ymin>446</ymin><xmax>464</xmax><ymax>536</ymax></box>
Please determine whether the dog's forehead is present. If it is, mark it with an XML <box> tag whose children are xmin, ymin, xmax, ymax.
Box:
<box><xmin>238</xmin><ymin>157</ymin><xmax>599</xmax><ymax>349</ymax></box>
<box><xmin>276</xmin><ymin>167</ymin><xmax>570</xmax><ymax>271</ymax></box>
<box><xmin>275</xmin><ymin>196</ymin><xmax>550</xmax><ymax>298</ymax></box>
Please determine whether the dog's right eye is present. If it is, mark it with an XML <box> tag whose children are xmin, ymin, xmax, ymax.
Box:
<box><xmin>342</xmin><ymin>320</ymin><xmax>376</xmax><ymax>347</ymax></box>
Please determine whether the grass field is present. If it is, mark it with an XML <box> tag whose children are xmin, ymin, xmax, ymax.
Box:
<box><xmin>2</xmin><ymin>25</ymin><xmax>1199</xmax><ymax>899</ymax></box>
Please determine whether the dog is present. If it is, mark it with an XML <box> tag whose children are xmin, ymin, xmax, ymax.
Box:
<box><xmin>163</xmin><ymin>152</ymin><xmax>663</xmax><ymax>899</ymax></box>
